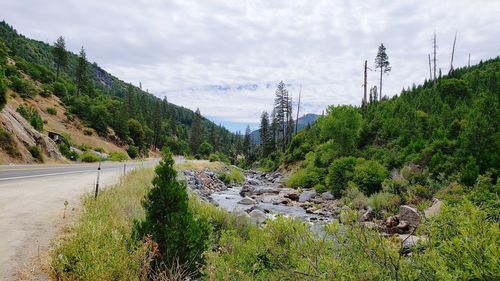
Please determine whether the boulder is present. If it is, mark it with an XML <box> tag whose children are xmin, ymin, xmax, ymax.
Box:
<box><xmin>361</xmin><ymin>208</ymin><xmax>375</xmax><ymax>222</ymax></box>
<box><xmin>246</xmin><ymin>178</ymin><xmax>261</xmax><ymax>185</ymax></box>
<box><xmin>385</xmin><ymin>215</ymin><xmax>399</xmax><ymax>227</ymax></box>
<box><xmin>298</xmin><ymin>190</ymin><xmax>316</xmax><ymax>202</ymax></box>
<box><xmin>249</xmin><ymin>209</ymin><xmax>267</xmax><ymax>224</ymax></box>
<box><xmin>253</xmin><ymin>187</ymin><xmax>280</xmax><ymax>195</ymax></box>
<box><xmin>397</xmin><ymin>234</ymin><xmax>423</xmax><ymax>248</ymax></box>
<box><xmin>281</xmin><ymin>188</ymin><xmax>300</xmax><ymax>201</ymax></box>
<box><xmin>399</xmin><ymin>205</ymin><xmax>421</xmax><ymax>227</ymax></box>
<box><xmin>238</xmin><ymin>196</ymin><xmax>256</xmax><ymax>205</ymax></box>
<box><xmin>424</xmin><ymin>199</ymin><xmax>443</xmax><ymax>218</ymax></box>
<box><xmin>233</xmin><ymin>209</ymin><xmax>250</xmax><ymax>219</ymax></box>
<box><xmin>239</xmin><ymin>185</ymin><xmax>254</xmax><ymax>197</ymax></box>
<box><xmin>321</xmin><ymin>192</ymin><xmax>334</xmax><ymax>200</ymax></box>
<box><xmin>397</xmin><ymin>221</ymin><xmax>410</xmax><ymax>233</ymax></box>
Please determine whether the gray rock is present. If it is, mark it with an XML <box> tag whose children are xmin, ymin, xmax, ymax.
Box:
<box><xmin>239</xmin><ymin>185</ymin><xmax>254</xmax><ymax>197</ymax></box>
<box><xmin>246</xmin><ymin>178</ymin><xmax>261</xmax><ymax>185</ymax></box>
<box><xmin>233</xmin><ymin>209</ymin><xmax>250</xmax><ymax>219</ymax></box>
<box><xmin>397</xmin><ymin>234</ymin><xmax>423</xmax><ymax>248</ymax></box>
<box><xmin>361</xmin><ymin>208</ymin><xmax>374</xmax><ymax>222</ymax></box>
<box><xmin>253</xmin><ymin>187</ymin><xmax>280</xmax><ymax>195</ymax></box>
<box><xmin>399</xmin><ymin>205</ymin><xmax>421</xmax><ymax>227</ymax></box>
<box><xmin>249</xmin><ymin>209</ymin><xmax>267</xmax><ymax>224</ymax></box>
<box><xmin>321</xmin><ymin>191</ymin><xmax>334</xmax><ymax>200</ymax></box>
<box><xmin>238</xmin><ymin>196</ymin><xmax>256</xmax><ymax>205</ymax></box>
<box><xmin>298</xmin><ymin>190</ymin><xmax>316</xmax><ymax>202</ymax></box>
<box><xmin>424</xmin><ymin>199</ymin><xmax>443</xmax><ymax>218</ymax></box>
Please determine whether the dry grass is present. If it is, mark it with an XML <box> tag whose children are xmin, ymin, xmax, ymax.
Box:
<box><xmin>174</xmin><ymin>160</ymin><xmax>224</xmax><ymax>171</ymax></box>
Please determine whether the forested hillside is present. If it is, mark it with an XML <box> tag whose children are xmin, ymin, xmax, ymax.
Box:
<box><xmin>0</xmin><ymin>21</ymin><xmax>242</xmax><ymax>161</ymax></box>
<box><xmin>270</xmin><ymin>57</ymin><xmax>500</xmax><ymax>216</ymax></box>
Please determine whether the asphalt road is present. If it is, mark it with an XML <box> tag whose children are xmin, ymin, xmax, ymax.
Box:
<box><xmin>0</xmin><ymin>160</ymin><xmax>153</xmax><ymax>181</ymax></box>
<box><xmin>0</xmin><ymin>159</ymin><xmax>159</xmax><ymax>280</ymax></box>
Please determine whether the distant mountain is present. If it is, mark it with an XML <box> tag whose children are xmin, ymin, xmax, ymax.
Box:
<box><xmin>250</xmin><ymin>113</ymin><xmax>319</xmax><ymax>144</ymax></box>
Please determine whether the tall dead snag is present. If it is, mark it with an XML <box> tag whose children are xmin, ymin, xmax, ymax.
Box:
<box><xmin>433</xmin><ymin>31</ymin><xmax>438</xmax><ymax>81</ymax></box>
<box><xmin>428</xmin><ymin>54</ymin><xmax>433</xmax><ymax>81</ymax></box>
<box><xmin>295</xmin><ymin>86</ymin><xmax>301</xmax><ymax>135</ymax></box>
<box><xmin>449</xmin><ymin>32</ymin><xmax>457</xmax><ymax>74</ymax></box>
<box><xmin>363</xmin><ymin>60</ymin><xmax>368</xmax><ymax>105</ymax></box>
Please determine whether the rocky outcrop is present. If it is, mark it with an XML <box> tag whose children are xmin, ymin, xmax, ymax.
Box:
<box><xmin>299</xmin><ymin>190</ymin><xmax>316</xmax><ymax>202</ymax></box>
<box><xmin>0</xmin><ymin>106</ymin><xmax>63</xmax><ymax>162</ymax></box>
<box><xmin>238</xmin><ymin>196</ymin><xmax>256</xmax><ymax>205</ymax></box>
<box><xmin>399</xmin><ymin>205</ymin><xmax>421</xmax><ymax>227</ymax></box>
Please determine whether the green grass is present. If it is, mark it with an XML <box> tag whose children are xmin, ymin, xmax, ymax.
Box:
<box><xmin>51</xmin><ymin>168</ymin><xmax>155</xmax><ymax>281</ymax></box>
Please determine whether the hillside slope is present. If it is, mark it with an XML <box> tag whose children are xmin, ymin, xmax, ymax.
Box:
<box><xmin>0</xmin><ymin>21</ymin><xmax>242</xmax><ymax>163</ymax></box>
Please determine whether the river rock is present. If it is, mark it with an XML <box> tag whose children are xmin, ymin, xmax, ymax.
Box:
<box><xmin>239</xmin><ymin>185</ymin><xmax>254</xmax><ymax>197</ymax></box>
<box><xmin>399</xmin><ymin>205</ymin><xmax>421</xmax><ymax>227</ymax></box>
<box><xmin>299</xmin><ymin>190</ymin><xmax>316</xmax><ymax>202</ymax></box>
<box><xmin>281</xmin><ymin>188</ymin><xmax>300</xmax><ymax>201</ymax></box>
<box><xmin>246</xmin><ymin>178</ymin><xmax>261</xmax><ymax>185</ymax></box>
<box><xmin>397</xmin><ymin>234</ymin><xmax>423</xmax><ymax>248</ymax></box>
<box><xmin>385</xmin><ymin>215</ymin><xmax>399</xmax><ymax>227</ymax></box>
<box><xmin>238</xmin><ymin>196</ymin><xmax>256</xmax><ymax>205</ymax></box>
<box><xmin>249</xmin><ymin>209</ymin><xmax>267</xmax><ymax>224</ymax></box>
<box><xmin>253</xmin><ymin>187</ymin><xmax>280</xmax><ymax>195</ymax></box>
<box><xmin>321</xmin><ymin>191</ymin><xmax>334</xmax><ymax>200</ymax></box>
<box><xmin>233</xmin><ymin>209</ymin><xmax>251</xmax><ymax>219</ymax></box>
<box><xmin>361</xmin><ymin>207</ymin><xmax>374</xmax><ymax>222</ymax></box>
<box><xmin>424</xmin><ymin>199</ymin><xmax>443</xmax><ymax>218</ymax></box>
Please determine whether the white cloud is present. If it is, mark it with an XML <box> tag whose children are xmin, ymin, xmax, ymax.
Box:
<box><xmin>1</xmin><ymin>0</ymin><xmax>499</xmax><ymax>131</ymax></box>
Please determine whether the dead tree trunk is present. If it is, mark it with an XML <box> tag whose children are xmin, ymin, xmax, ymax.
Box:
<box><xmin>433</xmin><ymin>32</ymin><xmax>437</xmax><ymax>81</ymax></box>
<box><xmin>379</xmin><ymin>66</ymin><xmax>383</xmax><ymax>101</ymax></box>
<box><xmin>363</xmin><ymin>60</ymin><xmax>368</xmax><ymax>104</ymax></box>
<box><xmin>295</xmin><ymin>86</ymin><xmax>301</xmax><ymax>135</ymax></box>
<box><xmin>449</xmin><ymin>32</ymin><xmax>457</xmax><ymax>74</ymax></box>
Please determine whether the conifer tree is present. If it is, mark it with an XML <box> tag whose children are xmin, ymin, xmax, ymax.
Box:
<box><xmin>374</xmin><ymin>43</ymin><xmax>391</xmax><ymax>100</ymax></box>
<box><xmin>260</xmin><ymin>111</ymin><xmax>271</xmax><ymax>156</ymax></box>
<box><xmin>243</xmin><ymin>125</ymin><xmax>251</xmax><ymax>157</ymax></box>
<box><xmin>75</xmin><ymin>47</ymin><xmax>89</xmax><ymax>95</ymax></box>
<box><xmin>135</xmin><ymin>148</ymin><xmax>208</xmax><ymax>273</ymax></box>
<box><xmin>190</xmin><ymin>108</ymin><xmax>203</xmax><ymax>155</ymax></box>
<box><xmin>52</xmin><ymin>36</ymin><xmax>68</xmax><ymax>78</ymax></box>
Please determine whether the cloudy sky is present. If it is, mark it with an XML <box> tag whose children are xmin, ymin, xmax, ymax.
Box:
<box><xmin>2</xmin><ymin>0</ymin><xmax>499</xmax><ymax>131</ymax></box>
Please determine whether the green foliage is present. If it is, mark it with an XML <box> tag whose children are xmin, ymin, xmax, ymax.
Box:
<box><xmin>341</xmin><ymin>184</ymin><xmax>369</xmax><ymax>209</ymax></box>
<box><xmin>0</xmin><ymin>66</ymin><xmax>7</xmax><ymax>109</ymax></box>
<box><xmin>353</xmin><ymin>159</ymin><xmax>389</xmax><ymax>195</ymax></box>
<box><xmin>80</xmin><ymin>151</ymin><xmax>100</xmax><ymax>163</ymax></box>
<box><xmin>108</xmin><ymin>151</ymin><xmax>128</xmax><ymax>162</ymax></box>
<box><xmin>286</xmin><ymin>152</ymin><xmax>324</xmax><ymax>188</ymax></box>
<box><xmin>369</xmin><ymin>192</ymin><xmax>401</xmax><ymax>217</ymax></box>
<box><xmin>135</xmin><ymin>148</ymin><xmax>209</xmax><ymax>273</ymax></box>
<box><xmin>199</xmin><ymin>141</ymin><xmax>213</xmax><ymax>157</ymax></box>
<box><xmin>16</xmin><ymin>105</ymin><xmax>43</xmax><ymax>131</ymax></box>
<box><xmin>217</xmin><ymin>167</ymin><xmax>244</xmax><ymax>185</ymax></box>
<box><xmin>28</xmin><ymin>145</ymin><xmax>43</xmax><ymax>162</ymax></box>
<box><xmin>10</xmin><ymin>76</ymin><xmax>34</xmax><ymax>97</ymax></box>
<box><xmin>0</xmin><ymin>127</ymin><xmax>19</xmax><ymax>157</ymax></box>
<box><xmin>51</xmin><ymin>81</ymin><xmax>67</xmax><ymax>97</ymax></box>
<box><xmin>318</xmin><ymin>105</ymin><xmax>362</xmax><ymax>155</ymax></box>
<box><xmin>467</xmin><ymin>173</ymin><xmax>499</xmax><ymax>219</ymax></box>
<box><xmin>126</xmin><ymin>145</ymin><xmax>138</xmax><ymax>159</ymax></box>
<box><xmin>51</xmin><ymin>169</ymin><xmax>155</xmax><ymax>280</ymax></box>
<box><xmin>46</xmin><ymin>107</ymin><xmax>56</xmax><ymax>115</ymax></box>
<box><xmin>209</xmin><ymin>151</ymin><xmax>230</xmax><ymax>164</ymax></box>
<box><xmin>325</xmin><ymin>156</ymin><xmax>357</xmax><ymax>197</ymax></box>
<box><xmin>127</xmin><ymin>118</ymin><xmax>144</xmax><ymax>148</ymax></box>
<box><xmin>58</xmin><ymin>142</ymin><xmax>78</xmax><ymax>161</ymax></box>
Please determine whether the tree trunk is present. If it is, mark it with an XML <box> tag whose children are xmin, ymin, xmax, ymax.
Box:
<box><xmin>379</xmin><ymin>66</ymin><xmax>383</xmax><ymax>101</ymax></box>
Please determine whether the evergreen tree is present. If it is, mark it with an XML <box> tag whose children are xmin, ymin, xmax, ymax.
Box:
<box><xmin>52</xmin><ymin>36</ymin><xmax>68</xmax><ymax>78</ymax></box>
<box><xmin>75</xmin><ymin>47</ymin><xmax>89</xmax><ymax>95</ymax></box>
<box><xmin>259</xmin><ymin>111</ymin><xmax>271</xmax><ymax>156</ymax></box>
<box><xmin>243</xmin><ymin>125</ymin><xmax>251</xmax><ymax>157</ymax></box>
<box><xmin>135</xmin><ymin>148</ymin><xmax>209</xmax><ymax>273</ymax></box>
<box><xmin>274</xmin><ymin>81</ymin><xmax>290</xmax><ymax>151</ymax></box>
<box><xmin>374</xmin><ymin>43</ymin><xmax>391</xmax><ymax>100</ymax></box>
<box><xmin>190</xmin><ymin>108</ymin><xmax>203</xmax><ymax>155</ymax></box>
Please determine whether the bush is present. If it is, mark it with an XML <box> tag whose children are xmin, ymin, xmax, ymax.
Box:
<box><xmin>16</xmin><ymin>105</ymin><xmax>43</xmax><ymax>131</ymax></box>
<box><xmin>0</xmin><ymin>75</ymin><xmax>7</xmax><ymax>109</ymax></box>
<box><xmin>80</xmin><ymin>151</ymin><xmax>100</xmax><ymax>163</ymax></box>
<box><xmin>0</xmin><ymin>127</ymin><xmax>19</xmax><ymax>157</ymax></box>
<box><xmin>127</xmin><ymin>145</ymin><xmax>138</xmax><ymax>159</ymax></box>
<box><xmin>58</xmin><ymin>142</ymin><xmax>78</xmax><ymax>161</ymax></box>
<box><xmin>108</xmin><ymin>151</ymin><xmax>128</xmax><ymax>162</ymax></box>
<box><xmin>51</xmin><ymin>81</ymin><xmax>67</xmax><ymax>98</ymax></box>
<box><xmin>381</xmin><ymin>178</ymin><xmax>409</xmax><ymax>195</ymax></box>
<box><xmin>368</xmin><ymin>192</ymin><xmax>401</xmax><ymax>217</ymax></box>
<box><xmin>46</xmin><ymin>107</ymin><xmax>56</xmax><ymax>115</ymax></box>
<box><xmin>28</xmin><ymin>146</ymin><xmax>43</xmax><ymax>162</ymax></box>
<box><xmin>353</xmin><ymin>159</ymin><xmax>389</xmax><ymax>195</ymax></box>
<box><xmin>217</xmin><ymin>167</ymin><xmax>244</xmax><ymax>185</ymax></box>
<box><xmin>199</xmin><ymin>141</ymin><xmax>213</xmax><ymax>158</ymax></box>
<box><xmin>325</xmin><ymin>156</ymin><xmax>357</xmax><ymax>197</ymax></box>
<box><xmin>10</xmin><ymin>76</ymin><xmax>34</xmax><ymax>98</ymax></box>
<box><xmin>134</xmin><ymin>148</ymin><xmax>209</xmax><ymax>274</ymax></box>
<box><xmin>341</xmin><ymin>183</ymin><xmax>368</xmax><ymax>210</ymax></box>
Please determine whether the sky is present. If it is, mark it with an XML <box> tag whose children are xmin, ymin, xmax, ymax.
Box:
<box><xmin>1</xmin><ymin>0</ymin><xmax>499</xmax><ymax>132</ymax></box>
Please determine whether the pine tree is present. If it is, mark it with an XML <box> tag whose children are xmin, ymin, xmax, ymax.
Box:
<box><xmin>243</xmin><ymin>125</ymin><xmax>251</xmax><ymax>157</ymax></box>
<box><xmin>274</xmin><ymin>81</ymin><xmax>290</xmax><ymax>151</ymax></box>
<box><xmin>52</xmin><ymin>36</ymin><xmax>68</xmax><ymax>78</ymax></box>
<box><xmin>374</xmin><ymin>44</ymin><xmax>391</xmax><ymax>100</ymax></box>
<box><xmin>259</xmin><ymin>111</ymin><xmax>271</xmax><ymax>156</ymax></box>
<box><xmin>75</xmin><ymin>47</ymin><xmax>89</xmax><ymax>95</ymax></box>
<box><xmin>135</xmin><ymin>148</ymin><xmax>208</xmax><ymax>272</ymax></box>
<box><xmin>190</xmin><ymin>108</ymin><xmax>203</xmax><ymax>155</ymax></box>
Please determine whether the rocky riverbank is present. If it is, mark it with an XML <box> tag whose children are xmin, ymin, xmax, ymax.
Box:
<box><xmin>181</xmin><ymin>167</ymin><xmax>440</xmax><ymax>248</ymax></box>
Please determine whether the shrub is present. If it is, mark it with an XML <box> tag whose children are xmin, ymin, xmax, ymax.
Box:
<box><xmin>199</xmin><ymin>141</ymin><xmax>213</xmax><ymax>158</ymax></box>
<box><xmin>0</xmin><ymin>75</ymin><xmax>7</xmax><ymax>109</ymax></box>
<box><xmin>83</xmin><ymin>128</ymin><xmax>93</xmax><ymax>135</ymax></box>
<box><xmin>381</xmin><ymin>178</ymin><xmax>409</xmax><ymax>195</ymax></box>
<box><xmin>0</xmin><ymin>127</ymin><xmax>19</xmax><ymax>157</ymax></box>
<box><xmin>4</xmin><ymin>64</ymin><xmax>18</xmax><ymax>78</ymax></box>
<box><xmin>368</xmin><ymin>192</ymin><xmax>401</xmax><ymax>217</ymax></box>
<box><xmin>16</xmin><ymin>105</ymin><xmax>43</xmax><ymax>131</ymax></box>
<box><xmin>46</xmin><ymin>107</ymin><xmax>57</xmax><ymax>115</ymax></box>
<box><xmin>404</xmin><ymin>184</ymin><xmax>433</xmax><ymax>204</ymax></box>
<box><xmin>134</xmin><ymin>148</ymin><xmax>209</xmax><ymax>274</ymax></box>
<box><xmin>325</xmin><ymin>156</ymin><xmax>357</xmax><ymax>197</ymax></box>
<box><xmin>58</xmin><ymin>142</ymin><xmax>78</xmax><ymax>161</ymax></box>
<box><xmin>342</xmin><ymin>183</ymin><xmax>368</xmax><ymax>209</ymax></box>
<box><xmin>127</xmin><ymin>145</ymin><xmax>138</xmax><ymax>159</ymax></box>
<box><xmin>10</xmin><ymin>76</ymin><xmax>34</xmax><ymax>98</ymax></box>
<box><xmin>80</xmin><ymin>151</ymin><xmax>100</xmax><ymax>163</ymax></box>
<box><xmin>28</xmin><ymin>146</ymin><xmax>43</xmax><ymax>162</ymax></box>
<box><xmin>52</xmin><ymin>81</ymin><xmax>67</xmax><ymax>98</ymax></box>
<box><xmin>353</xmin><ymin>159</ymin><xmax>389</xmax><ymax>195</ymax></box>
<box><xmin>108</xmin><ymin>151</ymin><xmax>128</xmax><ymax>162</ymax></box>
